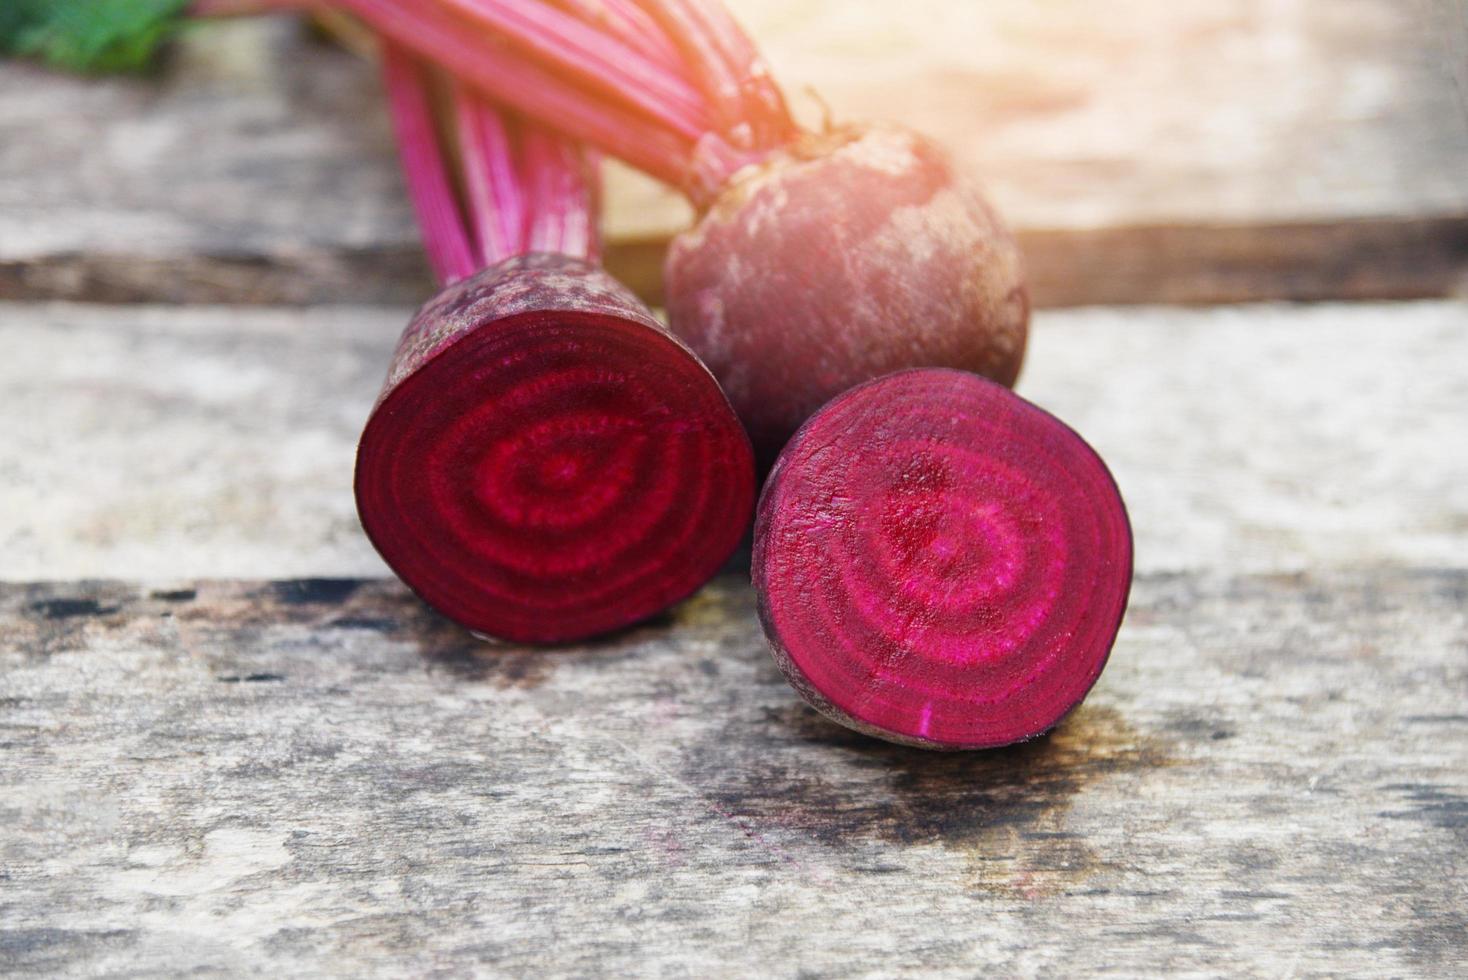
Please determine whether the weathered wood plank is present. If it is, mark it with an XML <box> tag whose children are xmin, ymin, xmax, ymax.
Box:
<box><xmin>0</xmin><ymin>20</ymin><xmax>426</xmax><ymax>306</ymax></box>
<box><xmin>2</xmin><ymin>2</ymin><xmax>1466</xmax><ymax>307</ymax></box>
<box><xmin>1</xmin><ymin>570</ymin><xmax>1464</xmax><ymax>976</ymax></box>
<box><xmin>0</xmin><ymin>302</ymin><xmax>395</xmax><ymax>581</ymax></box>
<box><xmin>3</xmin><ymin>300</ymin><xmax>1464</xmax><ymax>580</ymax></box>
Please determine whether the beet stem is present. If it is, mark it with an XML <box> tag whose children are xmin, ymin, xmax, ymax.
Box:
<box><xmin>381</xmin><ymin>43</ymin><xmax>477</xmax><ymax>285</ymax></box>
<box><xmin>223</xmin><ymin>0</ymin><xmax>699</xmax><ymax>186</ymax></box>
<box><xmin>361</xmin><ymin>0</ymin><xmax>696</xmax><ymax>185</ymax></box>
<box><xmin>438</xmin><ymin>0</ymin><xmax>709</xmax><ymax>141</ymax></box>
<box><xmin>195</xmin><ymin>0</ymin><xmax>803</xmax><ymax>197</ymax></box>
<box><xmin>453</xmin><ymin>86</ymin><xmax>527</xmax><ymax>266</ymax></box>
<box><xmin>673</xmin><ymin>0</ymin><xmax>795</xmax><ymax>148</ymax></box>
<box><xmin>635</xmin><ymin>0</ymin><xmax>794</xmax><ymax>151</ymax></box>
<box><xmin>521</xmin><ymin>128</ymin><xmax>600</xmax><ymax>262</ymax></box>
<box><xmin>197</xmin><ymin>0</ymin><xmax>707</xmax><ymax>144</ymax></box>
<box><xmin>633</xmin><ymin>0</ymin><xmax>742</xmax><ymax>136</ymax></box>
<box><xmin>549</xmin><ymin>0</ymin><xmax>687</xmax><ymax>76</ymax></box>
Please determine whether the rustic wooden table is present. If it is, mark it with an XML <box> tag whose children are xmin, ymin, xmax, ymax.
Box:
<box><xmin>2</xmin><ymin>4</ymin><xmax>1466</xmax><ymax>976</ymax></box>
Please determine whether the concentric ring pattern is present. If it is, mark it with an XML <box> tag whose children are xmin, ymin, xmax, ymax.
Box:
<box><xmin>358</xmin><ymin>266</ymin><xmax>754</xmax><ymax>644</ymax></box>
<box><xmin>753</xmin><ymin>368</ymin><xmax>1132</xmax><ymax>748</ymax></box>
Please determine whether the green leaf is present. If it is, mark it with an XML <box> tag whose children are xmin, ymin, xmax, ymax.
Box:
<box><xmin>0</xmin><ymin>0</ymin><xmax>195</xmax><ymax>74</ymax></box>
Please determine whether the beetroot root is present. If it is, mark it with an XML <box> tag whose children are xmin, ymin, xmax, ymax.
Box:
<box><xmin>356</xmin><ymin>253</ymin><xmax>754</xmax><ymax>644</ymax></box>
<box><xmin>666</xmin><ymin>126</ymin><xmax>1030</xmax><ymax>469</ymax></box>
<box><xmin>752</xmin><ymin>368</ymin><xmax>1131</xmax><ymax>750</ymax></box>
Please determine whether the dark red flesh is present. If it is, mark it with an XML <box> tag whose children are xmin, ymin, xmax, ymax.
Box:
<box><xmin>752</xmin><ymin>369</ymin><xmax>1131</xmax><ymax>750</ymax></box>
<box><xmin>665</xmin><ymin>125</ymin><xmax>1030</xmax><ymax>470</ymax></box>
<box><xmin>356</xmin><ymin>253</ymin><xmax>755</xmax><ymax>644</ymax></box>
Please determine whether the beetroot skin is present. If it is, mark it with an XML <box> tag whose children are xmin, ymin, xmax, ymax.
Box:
<box><xmin>356</xmin><ymin>253</ymin><xmax>754</xmax><ymax>644</ymax></box>
<box><xmin>752</xmin><ymin>369</ymin><xmax>1131</xmax><ymax>750</ymax></box>
<box><xmin>666</xmin><ymin>125</ymin><xmax>1030</xmax><ymax>468</ymax></box>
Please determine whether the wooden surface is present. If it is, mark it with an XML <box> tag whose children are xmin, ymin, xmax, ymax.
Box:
<box><xmin>4</xmin><ymin>300</ymin><xmax>1464</xmax><ymax>580</ymax></box>
<box><xmin>3</xmin><ymin>1</ymin><xmax>1468</xmax><ymax>307</ymax></box>
<box><xmin>2</xmin><ymin>299</ymin><xmax>1466</xmax><ymax>975</ymax></box>
<box><xmin>3</xmin><ymin>570</ymin><xmax>1465</xmax><ymax>976</ymax></box>
<box><xmin>4</xmin><ymin>2</ymin><xmax>1468</xmax><ymax>974</ymax></box>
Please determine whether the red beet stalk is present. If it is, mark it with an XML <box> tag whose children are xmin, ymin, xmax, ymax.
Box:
<box><xmin>354</xmin><ymin>46</ymin><xmax>754</xmax><ymax>643</ymax></box>
<box><xmin>195</xmin><ymin>0</ymin><xmax>698</xmax><ymax>185</ymax></box>
<box><xmin>753</xmin><ymin>370</ymin><xmax>1132</xmax><ymax>750</ymax></box>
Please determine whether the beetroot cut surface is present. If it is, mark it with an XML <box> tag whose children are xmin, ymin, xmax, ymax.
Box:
<box><xmin>357</xmin><ymin>253</ymin><xmax>754</xmax><ymax>644</ymax></box>
<box><xmin>752</xmin><ymin>369</ymin><xmax>1132</xmax><ymax>750</ymax></box>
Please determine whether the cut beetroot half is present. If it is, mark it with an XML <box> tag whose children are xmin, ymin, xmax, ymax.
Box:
<box><xmin>357</xmin><ymin>254</ymin><xmax>754</xmax><ymax>644</ymax></box>
<box><xmin>356</xmin><ymin>53</ymin><xmax>754</xmax><ymax>644</ymax></box>
<box><xmin>752</xmin><ymin>368</ymin><xmax>1132</xmax><ymax>750</ymax></box>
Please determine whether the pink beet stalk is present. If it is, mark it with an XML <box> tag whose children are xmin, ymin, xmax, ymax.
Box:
<box><xmin>356</xmin><ymin>0</ymin><xmax>694</xmax><ymax>182</ymax></box>
<box><xmin>550</xmin><ymin>0</ymin><xmax>686</xmax><ymax>73</ymax></box>
<box><xmin>380</xmin><ymin>45</ymin><xmax>477</xmax><ymax>283</ymax></box>
<box><xmin>436</xmin><ymin>0</ymin><xmax>709</xmax><ymax>139</ymax></box>
<box><xmin>633</xmin><ymin>0</ymin><xmax>792</xmax><ymax>151</ymax></box>
<box><xmin>453</xmin><ymin>86</ymin><xmax>525</xmax><ymax>266</ymax></box>
<box><xmin>633</xmin><ymin>0</ymin><xmax>746</xmax><ymax>138</ymax></box>
<box><xmin>200</xmin><ymin>0</ymin><xmax>698</xmax><ymax>185</ymax></box>
<box><xmin>521</xmin><ymin>128</ymin><xmax>598</xmax><ymax>259</ymax></box>
<box><xmin>356</xmin><ymin>55</ymin><xmax>754</xmax><ymax>644</ymax></box>
<box><xmin>753</xmin><ymin>370</ymin><xmax>1132</xmax><ymax>750</ymax></box>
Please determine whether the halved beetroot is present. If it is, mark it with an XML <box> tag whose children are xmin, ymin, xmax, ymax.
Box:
<box><xmin>753</xmin><ymin>369</ymin><xmax>1131</xmax><ymax>749</ymax></box>
<box><xmin>356</xmin><ymin>256</ymin><xmax>753</xmax><ymax>645</ymax></box>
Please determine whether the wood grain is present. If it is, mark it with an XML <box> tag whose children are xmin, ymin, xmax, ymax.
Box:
<box><xmin>2</xmin><ymin>2</ymin><xmax>1466</xmax><ymax>307</ymax></box>
<box><xmin>2</xmin><ymin>569</ymin><xmax>1464</xmax><ymax>976</ymax></box>
<box><xmin>4</xmin><ymin>6</ymin><xmax>1465</xmax><ymax>972</ymax></box>
<box><xmin>3</xmin><ymin>299</ymin><xmax>1464</xmax><ymax>581</ymax></box>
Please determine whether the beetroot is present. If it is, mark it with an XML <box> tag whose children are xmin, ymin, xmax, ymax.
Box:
<box><xmin>666</xmin><ymin>125</ymin><xmax>1028</xmax><ymax>468</ymax></box>
<box><xmin>606</xmin><ymin>1</ymin><xmax>1030</xmax><ymax>465</ymax></box>
<box><xmin>752</xmin><ymin>369</ymin><xmax>1132</xmax><ymax>750</ymax></box>
<box><xmin>355</xmin><ymin>47</ymin><xmax>754</xmax><ymax>643</ymax></box>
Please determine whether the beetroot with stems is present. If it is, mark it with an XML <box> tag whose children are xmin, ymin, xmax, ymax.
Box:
<box><xmin>578</xmin><ymin>0</ymin><xmax>1028</xmax><ymax>467</ymax></box>
<box><xmin>629</xmin><ymin>2</ymin><xmax>1028</xmax><ymax>464</ymax></box>
<box><xmin>355</xmin><ymin>46</ymin><xmax>754</xmax><ymax>643</ymax></box>
<box><xmin>753</xmin><ymin>369</ymin><xmax>1131</xmax><ymax>750</ymax></box>
<box><xmin>187</xmin><ymin>0</ymin><xmax>1028</xmax><ymax>467</ymax></box>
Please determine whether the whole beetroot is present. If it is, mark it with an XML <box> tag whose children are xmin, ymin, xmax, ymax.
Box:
<box><xmin>667</xmin><ymin>125</ymin><xmax>1029</xmax><ymax>467</ymax></box>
